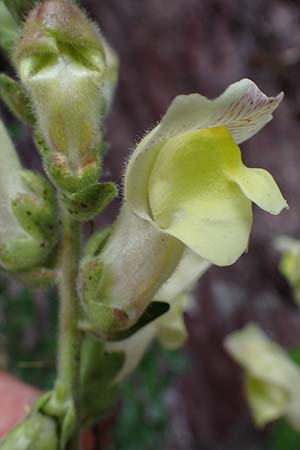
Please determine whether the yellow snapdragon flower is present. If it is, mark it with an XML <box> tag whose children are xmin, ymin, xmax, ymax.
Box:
<box><xmin>125</xmin><ymin>79</ymin><xmax>287</xmax><ymax>266</ymax></box>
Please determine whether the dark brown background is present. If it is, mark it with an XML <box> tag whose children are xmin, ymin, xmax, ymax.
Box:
<box><xmin>1</xmin><ymin>0</ymin><xmax>300</xmax><ymax>449</ymax></box>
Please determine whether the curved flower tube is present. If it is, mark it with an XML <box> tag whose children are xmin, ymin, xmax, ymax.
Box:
<box><xmin>80</xmin><ymin>207</ymin><xmax>210</xmax><ymax>336</ymax></box>
<box><xmin>105</xmin><ymin>249</ymin><xmax>210</xmax><ymax>381</ymax></box>
<box><xmin>125</xmin><ymin>79</ymin><xmax>288</xmax><ymax>266</ymax></box>
<box><xmin>224</xmin><ymin>323</ymin><xmax>300</xmax><ymax>429</ymax></box>
<box><xmin>80</xmin><ymin>204</ymin><xmax>184</xmax><ymax>334</ymax></box>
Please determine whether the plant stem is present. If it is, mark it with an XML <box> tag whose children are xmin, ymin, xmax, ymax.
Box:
<box><xmin>57</xmin><ymin>204</ymin><xmax>81</xmax><ymax>449</ymax></box>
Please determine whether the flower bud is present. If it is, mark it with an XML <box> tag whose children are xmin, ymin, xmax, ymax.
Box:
<box><xmin>0</xmin><ymin>412</ymin><xmax>58</xmax><ymax>450</ymax></box>
<box><xmin>14</xmin><ymin>0</ymin><xmax>107</xmax><ymax>193</ymax></box>
<box><xmin>0</xmin><ymin>119</ymin><xmax>58</xmax><ymax>271</ymax></box>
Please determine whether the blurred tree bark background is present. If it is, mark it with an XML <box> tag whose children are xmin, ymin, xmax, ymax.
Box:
<box><xmin>1</xmin><ymin>0</ymin><xmax>300</xmax><ymax>449</ymax></box>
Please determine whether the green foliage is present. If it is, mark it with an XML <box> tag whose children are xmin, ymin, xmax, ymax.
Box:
<box><xmin>270</xmin><ymin>420</ymin><xmax>300</xmax><ymax>450</ymax></box>
<box><xmin>0</xmin><ymin>275</ymin><xmax>57</xmax><ymax>390</ymax></box>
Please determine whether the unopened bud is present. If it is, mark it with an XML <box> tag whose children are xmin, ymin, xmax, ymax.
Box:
<box><xmin>0</xmin><ymin>119</ymin><xmax>58</xmax><ymax>271</ymax></box>
<box><xmin>0</xmin><ymin>411</ymin><xmax>58</xmax><ymax>450</ymax></box>
<box><xmin>14</xmin><ymin>0</ymin><xmax>107</xmax><ymax>193</ymax></box>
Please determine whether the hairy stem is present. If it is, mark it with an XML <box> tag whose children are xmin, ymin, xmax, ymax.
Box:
<box><xmin>57</xmin><ymin>205</ymin><xmax>81</xmax><ymax>449</ymax></box>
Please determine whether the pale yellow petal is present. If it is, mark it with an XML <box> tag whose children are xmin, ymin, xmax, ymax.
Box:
<box><xmin>125</xmin><ymin>127</ymin><xmax>163</xmax><ymax>220</ymax></box>
<box><xmin>156</xmin><ymin>293</ymin><xmax>190</xmax><ymax>350</ymax></box>
<box><xmin>226</xmin><ymin>166</ymin><xmax>288</xmax><ymax>215</ymax></box>
<box><xmin>156</xmin><ymin>248</ymin><xmax>210</xmax><ymax>302</ymax></box>
<box><xmin>154</xmin><ymin>78</ymin><xmax>283</xmax><ymax>145</ymax></box>
<box><xmin>244</xmin><ymin>375</ymin><xmax>289</xmax><ymax>427</ymax></box>
<box><xmin>148</xmin><ymin>127</ymin><xmax>253</xmax><ymax>266</ymax></box>
<box><xmin>106</xmin><ymin>324</ymin><xmax>156</xmax><ymax>383</ymax></box>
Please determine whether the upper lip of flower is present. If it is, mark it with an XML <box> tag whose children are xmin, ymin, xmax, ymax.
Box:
<box><xmin>125</xmin><ymin>79</ymin><xmax>284</xmax><ymax>220</ymax></box>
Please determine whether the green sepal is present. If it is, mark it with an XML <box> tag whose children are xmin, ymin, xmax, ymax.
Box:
<box><xmin>81</xmin><ymin>258</ymin><xmax>104</xmax><ymax>302</ymax></box>
<box><xmin>39</xmin><ymin>388</ymin><xmax>76</xmax><ymax>450</ymax></box>
<box><xmin>80</xmin><ymin>252</ymin><xmax>131</xmax><ymax>334</ymax></box>
<box><xmin>83</xmin><ymin>300</ymin><xmax>130</xmax><ymax>335</ymax></box>
<box><xmin>61</xmin><ymin>182</ymin><xmax>117</xmax><ymax>221</ymax></box>
<box><xmin>0</xmin><ymin>170</ymin><xmax>59</xmax><ymax>272</ymax></box>
<box><xmin>108</xmin><ymin>301</ymin><xmax>170</xmax><ymax>341</ymax></box>
<box><xmin>46</xmin><ymin>152</ymin><xmax>100</xmax><ymax>194</ymax></box>
<box><xmin>0</xmin><ymin>410</ymin><xmax>58</xmax><ymax>450</ymax></box>
<box><xmin>0</xmin><ymin>236</ymin><xmax>54</xmax><ymax>271</ymax></box>
<box><xmin>80</xmin><ymin>335</ymin><xmax>124</xmax><ymax>428</ymax></box>
<box><xmin>0</xmin><ymin>73</ymin><xmax>34</xmax><ymax>124</ymax></box>
<box><xmin>11</xmin><ymin>194</ymin><xmax>51</xmax><ymax>239</ymax></box>
<box><xmin>34</xmin><ymin>128</ymin><xmax>101</xmax><ymax>194</ymax></box>
<box><xmin>83</xmin><ymin>227</ymin><xmax>111</xmax><ymax>259</ymax></box>
<box><xmin>3</xmin><ymin>0</ymin><xmax>35</xmax><ymax>23</ymax></box>
<box><xmin>11</xmin><ymin>170</ymin><xmax>58</xmax><ymax>240</ymax></box>
<box><xmin>20</xmin><ymin>170</ymin><xmax>57</xmax><ymax>206</ymax></box>
<box><xmin>79</xmin><ymin>228</ymin><xmax>112</xmax><ymax>328</ymax></box>
<box><xmin>81</xmin><ymin>290</ymin><xmax>169</xmax><ymax>339</ymax></box>
<box><xmin>15</xmin><ymin>242</ymin><xmax>60</xmax><ymax>288</ymax></box>
<box><xmin>80</xmin><ymin>227</ymin><xmax>111</xmax><ymax>299</ymax></box>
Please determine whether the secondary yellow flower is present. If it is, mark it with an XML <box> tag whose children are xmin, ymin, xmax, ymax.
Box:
<box><xmin>153</xmin><ymin>248</ymin><xmax>210</xmax><ymax>349</ymax></box>
<box><xmin>125</xmin><ymin>79</ymin><xmax>287</xmax><ymax>266</ymax></box>
<box><xmin>224</xmin><ymin>323</ymin><xmax>300</xmax><ymax>429</ymax></box>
